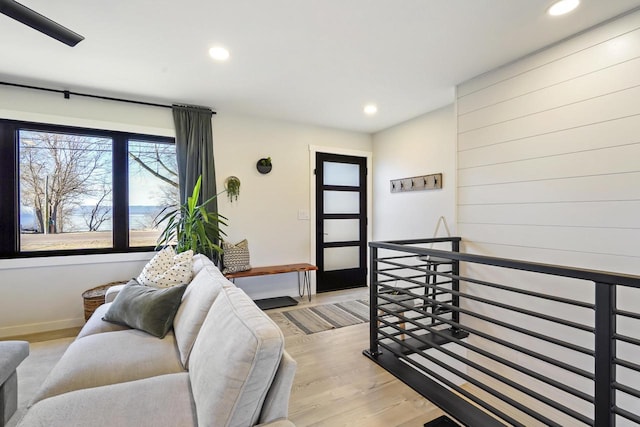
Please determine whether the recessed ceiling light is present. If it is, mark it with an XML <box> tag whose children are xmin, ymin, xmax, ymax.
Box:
<box><xmin>364</xmin><ymin>104</ymin><xmax>378</xmax><ymax>115</ymax></box>
<box><xmin>547</xmin><ymin>0</ymin><xmax>580</xmax><ymax>16</ymax></box>
<box><xmin>209</xmin><ymin>46</ymin><xmax>230</xmax><ymax>61</ymax></box>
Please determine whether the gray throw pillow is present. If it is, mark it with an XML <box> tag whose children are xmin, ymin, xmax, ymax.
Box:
<box><xmin>103</xmin><ymin>279</ymin><xmax>187</xmax><ymax>338</ymax></box>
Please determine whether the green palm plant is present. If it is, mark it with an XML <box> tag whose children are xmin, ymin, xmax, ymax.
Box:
<box><xmin>155</xmin><ymin>176</ymin><xmax>227</xmax><ymax>258</ymax></box>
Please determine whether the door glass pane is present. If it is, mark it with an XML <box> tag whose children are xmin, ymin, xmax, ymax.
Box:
<box><xmin>19</xmin><ymin>130</ymin><xmax>113</xmax><ymax>251</ymax></box>
<box><xmin>324</xmin><ymin>247</ymin><xmax>360</xmax><ymax>271</ymax></box>
<box><xmin>128</xmin><ymin>140</ymin><xmax>178</xmax><ymax>247</ymax></box>
<box><xmin>324</xmin><ymin>190</ymin><xmax>359</xmax><ymax>214</ymax></box>
<box><xmin>324</xmin><ymin>219</ymin><xmax>359</xmax><ymax>243</ymax></box>
<box><xmin>323</xmin><ymin>161</ymin><xmax>359</xmax><ymax>187</ymax></box>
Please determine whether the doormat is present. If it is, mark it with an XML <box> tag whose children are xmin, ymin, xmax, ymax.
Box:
<box><xmin>270</xmin><ymin>299</ymin><xmax>369</xmax><ymax>334</ymax></box>
<box><xmin>424</xmin><ymin>415</ymin><xmax>459</xmax><ymax>426</ymax></box>
<box><xmin>255</xmin><ymin>296</ymin><xmax>299</xmax><ymax>310</ymax></box>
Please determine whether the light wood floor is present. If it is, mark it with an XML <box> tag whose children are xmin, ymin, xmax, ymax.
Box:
<box><xmin>271</xmin><ymin>288</ymin><xmax>447</xmax><ymax>426</ymax></box>
<box><xmin>7</xmin><ymin>288</ymin><xmax>447</xmax><ymax>426</ymax></box>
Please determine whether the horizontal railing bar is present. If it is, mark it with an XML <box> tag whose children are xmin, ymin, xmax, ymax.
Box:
<box><xmin>376</xmin><ymin>260</ymin><xmax>446</xmax><ymax>275</ymax></box>
<box><xmin>375</xmin><ymin>342</ymin><xmax>523</xmax><ymax>427</ymax></box>
<box><xmin>376</xmin><ymin>258</ymin><xmax>446</xmax><ymax>272</ymax></box>
<box><xmin>614</xmin><ymin>357</ymin><xmax>640</xmax><ymax>372</ymax></box>
<box><xmin>376</xmin><ymin>263</ymin><xmax>430</xmax><ymax>273</ymax></box>
<box><xmin>613</xmin><ymin>405</ymin><xmax>640</xmax><ymax>424</ymax></box>
<box><xmin>371</xmin><ymin>240</ymin><xmax>640</xmax><ymax>288</ymax></box>
<box><xmin>614</xmin><ymin>333</ymin><xmax>640</xmax><ymax>347</ymax></box>
<box><xmin>377</xmin><ymin>338</ymin><xmax>528</xmax><ymax>427</ymax></box>
<box><xmin>378</xmin><ymin>311</ymin><xmax>595</xmax><ymax>404</ymax></box>
<box><xmin>612</xmin><ymin>381</ymin><xmax>640</xmax><ymax>399</ymax></box>
<box><xmin>377</xmin><ymin>274</ymin><xmax>453</xmax><ymax>288</ymax></box>
<box><xmin>432</xmin><ymin>268</ymin><xmax>594</xmax><ymax>310</ymax></box>
<box><xmin>364</xmin><ymin>350</ymin><xmax>507</xmax><ymax>427</ymax></box>
<box><xmin>377</xmin><ymin>331</ymin><xmax>566</xmax><ymax>427</ymax></box>
<box><xmin>376</xmin><ymin>295</ymin><xmax>595</xmax><ymax>378</ymax></box>
<box><xmin>378</xmin><ymin>277</ymin><xmax>596</xmax><ymax>353</ymax></box>
<box><xmin>379</xmin><ymin>258</ymin><xmax>594</xmax><ymax>309</ymax></box>
<box><xmin>374</xmin><ymin>253</ymin><xmax>420</xmax><ymax>261</ymax></box>
<box><xmin>381</xmin><ymin>271</ymin><xmax>595</xmax><ymax>322</ymax></box>
<box><xmin>381</xmin><ymin>237</ymin><xmax>462</xmax><ymax>245</ymax></box>
<box><xmin>615</xmin><ymin>309</ymin><xmax>640</xmax><ymax>320</ymax></box>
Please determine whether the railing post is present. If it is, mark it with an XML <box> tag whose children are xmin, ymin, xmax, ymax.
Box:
<box><xmin>594</xmin><ymin>282</ymin><xmax>616</xmax><ymax>427</ymax></box>
<box><xmin>367</xmin><ymin>245</ymin><xmax>381</xmax><ymax>357</ymax></box>
<box><xmin>451</xmin><ymin>239</ymin><xmax>461</xmax><ymax>333</ymax></box>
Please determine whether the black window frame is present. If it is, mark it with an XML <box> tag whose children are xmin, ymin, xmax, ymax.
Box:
<box><xmin>0</xmin><ymin>118</ymin><xmax>176</xmax><ymax>259</ymax></box>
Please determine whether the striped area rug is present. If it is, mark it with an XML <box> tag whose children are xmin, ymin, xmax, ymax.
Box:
<box><xmin>273</xmin><ymin>300</ymin><xmax>369</xmax><ymax>335</ymax></box>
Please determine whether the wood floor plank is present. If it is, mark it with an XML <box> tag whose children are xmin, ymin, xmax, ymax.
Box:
<box><xmin>279</xmin><ymin>289</ymin><xmax>446</xmax><ymax>426</ymax></box>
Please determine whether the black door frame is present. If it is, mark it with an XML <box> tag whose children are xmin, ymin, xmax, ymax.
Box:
<box><xmin>315</xmin><ymin>152</ymin><xmax>367</xmax><ymax>293</ymax></box>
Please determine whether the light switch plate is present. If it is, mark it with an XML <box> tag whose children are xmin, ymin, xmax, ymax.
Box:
<box><xmin>298</xmin><ymin>209</ymin><xmax>310</xmax><ymax>220</ymax></box>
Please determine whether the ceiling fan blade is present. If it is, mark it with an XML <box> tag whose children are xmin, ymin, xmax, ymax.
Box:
<box><xmin>0</xmin><ymin>0</ymin><xmax>84</xmax><ymax>47</ymax></box>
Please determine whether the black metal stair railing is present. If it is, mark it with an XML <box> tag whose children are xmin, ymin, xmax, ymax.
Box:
<box><xmin>363</xmin><ymin>237</ymin><xmax>640</xmax><ymax>427</ymax></box>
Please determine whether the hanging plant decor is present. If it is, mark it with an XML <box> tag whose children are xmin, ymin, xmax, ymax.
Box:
<box><xmin>256</xmin><ymin>157</ymin><xmax>272</xmax><ymax>174</ymax></box>
<box><xmin>224</xmin><ymin>176</ymin><xmax>241</xmax><ymax>202</ymax></box>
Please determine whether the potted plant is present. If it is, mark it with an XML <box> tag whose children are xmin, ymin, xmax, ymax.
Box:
<box><xmin>256</xmin><ymin>157</ymin><xmax>272</xmax><ymax>174</ymax></box>
<box><xmin>225</xmin><ymin>176</ymin><xmax>241</xmax><ymax>202</ymax></box>
<box><xmin>155</xmin><ymin>176</ymin><xmax>227</xmax><ymax>259</ymax></box>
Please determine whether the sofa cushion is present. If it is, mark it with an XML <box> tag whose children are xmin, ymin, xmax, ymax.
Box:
<box><xmin>0</xmin><ymin>341</ymin><xmax>29</xmax><ymax>385</ymax></box>
<box><xmin>103</xmin><ymin>280</ymin><xmax>187</xmax><ymax>338</ymax></box>
<box><xmin>191</xmin><ymin>253</ymin><xmax>215</xmax><ymax>276</ymax></box>
<box><xmin>189</xmin><ymin>287</ymin><xmax>284</xmax><ymax>427</ymax></box>
<box><xmin>173</xmin><ymin>266</ymin><xmax>225</xmax><ymax>369</ymax></box>
<box><xmin>137</xmin><ymin>247</ymin><xmax>194</xmax><ymax>288</ymax></box>
<box><xmin>19</xmin><ymin>373</ymin><xmax>194</xmax><ymax>427</ymax></box>
<box><xmin>76</xmin><ymin>303</ymin><xmax>130</xmax><ymax>339</ymax></box>
<box><xmin>31</xmin><ymin>329</ymin><xmax>183</xmax><ymax>404</ymax></box>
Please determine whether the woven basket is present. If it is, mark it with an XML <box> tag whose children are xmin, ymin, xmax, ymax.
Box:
<box><xmin>82</xmin><ymin>281</ymin><xmax>127</xmax><ymax>321</ymax></box>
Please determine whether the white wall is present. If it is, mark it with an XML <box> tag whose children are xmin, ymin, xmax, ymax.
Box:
<box><xmin>214</xmin><ymin>114</ymin><xmax>371</xmax><ymax>299</ymax></box>
<box><xmin>457</xmin><ymin>10</ymin><xmax>640</xmax><ymax>274</ymax></box>
<box><xmin>456</xmin><ymin>9</ymin><xmax>640</xmax><ymax>425</ymax></box>
<box><xmin>0</xmin><ymin>86</ymin><xmax>371</xmax><ymax>337</ymax></box>
<box><xmin>372</xmin><ymin>104</ymin><xmax>457</xmax><ymax>241</ymax></box>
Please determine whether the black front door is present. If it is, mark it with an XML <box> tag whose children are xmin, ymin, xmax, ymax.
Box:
<box><xmin>315</xmin><ymin>152</ymin><xmax>367</xmax><ymax>292</ymax></box>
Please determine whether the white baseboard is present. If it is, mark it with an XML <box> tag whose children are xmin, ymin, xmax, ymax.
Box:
<box><xmin>0</xmin><ymin>317</ymin><xmax>84</xmax><ymax>339</ymax></box>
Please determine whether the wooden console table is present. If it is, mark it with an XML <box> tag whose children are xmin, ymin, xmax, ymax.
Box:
<box><xmin>224</xmin><ymin>263</ymin><xmax>318</xmax><ymax>302</ymax></box>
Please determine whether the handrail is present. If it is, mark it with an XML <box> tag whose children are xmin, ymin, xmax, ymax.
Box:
<box><xmin>371</xmin><ymin>239</ymin><xmax>640</xmax><ymax>287</ymax></box>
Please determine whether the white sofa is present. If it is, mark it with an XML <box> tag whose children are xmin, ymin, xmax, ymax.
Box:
<box><xmin>18</xmin><ymin>255</ymin><xmax>296</xmax><ymax>427</ymax></box>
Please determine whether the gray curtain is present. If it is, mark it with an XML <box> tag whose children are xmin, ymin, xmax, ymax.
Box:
<box><xmin>172</xmin><ymin>105</ymin><xmax>217</xmax><ymax>214</ymax></box>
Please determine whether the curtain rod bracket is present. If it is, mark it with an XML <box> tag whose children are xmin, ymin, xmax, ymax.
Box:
<box><xmin>63</xmin><ymin>90</ymin><xmax>70</xmax><ymax>99</ymax></box>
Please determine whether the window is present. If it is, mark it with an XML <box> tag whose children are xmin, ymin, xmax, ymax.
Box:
<box><xmin>0</xmin><ymin>119</ymin><xmax>177</xmax><ymax>257</ymax></box>
<box><xmin>128</xmin><ymin>139</ymin><xmax>178</xmax><ymax>248</ymax></box>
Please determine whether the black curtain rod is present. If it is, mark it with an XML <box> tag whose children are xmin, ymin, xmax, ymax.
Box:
<box><xmin>0</xmin><ymin>81</ymin><xmax>216</xmax><ymax>114</ymax></box>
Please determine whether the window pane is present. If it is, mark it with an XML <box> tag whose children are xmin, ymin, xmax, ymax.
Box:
<box><xmin>19</xmin><ymin>130</ymin><xmax>113</xmax><ymax>251</ymax></box>
<box><xmin>323</xmin><ymin>161</ymin><xmax>359</xmax><ymax>187</ymax></box>
<box><xmin>323</xmin><ymin>190</ymin><xmax>360</xmax><ymax>214</ymax></box>
<box><xmin>323</xmin><ymin>219</ymin><xmax>359</xmax><ymax>243</ymax></box>
<box><xmin>324</xmin><ymin>246</ymin><xmax>360</xmax><ymax>271</ymax></box>
<box><xmin>128</xmin><ymin>140</ymin><xmax>178</xmax><ymax>247</ymax></box>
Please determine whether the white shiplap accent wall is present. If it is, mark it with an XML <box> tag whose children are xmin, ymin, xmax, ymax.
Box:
<box><xmin>456</xmin><ymin>10</ymin><xmax>640</xmax><ymax>426</ymax></box>
<box><xmin>457</xmin><ymin>10</ymin><xmax>640</xmax><ymax>274</ymax></box>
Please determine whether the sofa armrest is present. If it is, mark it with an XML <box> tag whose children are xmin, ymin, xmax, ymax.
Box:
<box><xmin>256</xmin><ymin>418</ymin><xmax>296</xmax><ymax>427</ymax></box>
<box><xmin>259</xmin><ymin>350</ymin><xmax>297</xmax><ymax>424</ymax></box>
<box><xmin>105</xmin><ymin>284</ymin><xmax>127</xmax><ymax>303</ymax></box>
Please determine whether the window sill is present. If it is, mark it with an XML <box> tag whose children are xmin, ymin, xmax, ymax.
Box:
<box><xmin>0</xmin><ymin>251</ymin><xmax>155</xmax><ymax>271</ymax></box>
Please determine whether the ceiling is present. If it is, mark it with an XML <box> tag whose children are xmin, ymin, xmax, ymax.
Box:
<box><xmin>2</xmin><ymin>1</ymin><xmax>640</xmax><ymax>134</ymax></box>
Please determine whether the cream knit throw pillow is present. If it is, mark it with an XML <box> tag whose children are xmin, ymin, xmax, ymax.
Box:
<box><xmin>138</xmin><ymin>247</ymin><xmax>194</xmax><ymax>287</ymax></box>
